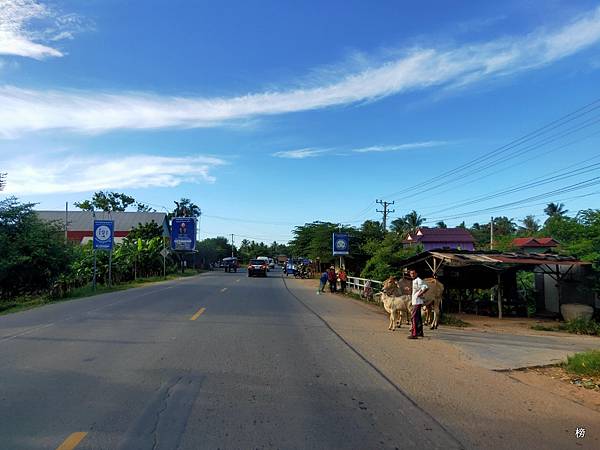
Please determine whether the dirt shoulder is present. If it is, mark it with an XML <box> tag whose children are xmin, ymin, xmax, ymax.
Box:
<box><xmin>285</xmin><ymin>277</ymin><xmax>600</xmax><ymax>450</ymax></box>
<box><xmin>508</xmin><ymin>366</ymin><xmax>600</xmax><ymax>413</ymax></box>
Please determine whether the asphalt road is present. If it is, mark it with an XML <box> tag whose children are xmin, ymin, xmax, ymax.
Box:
<box><xmin>0</xmin><ymin>270</ymin><xmax>464</xmax><ymax>450</ymax></box>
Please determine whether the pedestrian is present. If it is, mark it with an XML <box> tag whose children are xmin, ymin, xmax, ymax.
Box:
<box><xmin>362</xmin><ymin>280</ymin><xmax>373</xmax><ymax>301</ymax></box>
<box><xmin>408</xmin><ymin>268</ymin><xmax>428</xmax><ymax>339</ymax></box>
<box><xmin>327</xmin><ymin>266</ymin><xmax>337</xmax><ymax>293</ymax></box>
<box><xmin>338</xmin><ymin>267</ymin><xmax>347</xmax><ymax>293</ymax></box>
<box><xmin>319</xmin><ymin>269</ymin><xmax>328</xmax><ymax>293</ymax></box>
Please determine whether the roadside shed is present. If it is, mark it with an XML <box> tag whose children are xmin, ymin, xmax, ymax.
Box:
<box><xmin>395</xmin><ymin>250</ymin><xmax>592</xmax><ymax>319</ymax></box>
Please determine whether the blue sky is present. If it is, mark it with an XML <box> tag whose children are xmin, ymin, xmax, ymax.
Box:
<box><xmin>1</xmin><ymin>0</ymin><xmax>600</xmax><ymax>243</ymax></box>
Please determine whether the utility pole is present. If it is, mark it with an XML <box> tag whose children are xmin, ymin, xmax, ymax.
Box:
<box><xmin>376</xmin><ymin>199</ymin><xmax>395</xmax><ymax>232</ymax></box>
<box><xmin>231</xmin><ymin>233</ymin><xmax>235</xmax><ymax>257</ymax></box>
<box><xmin>490</xmin><ymin>216</ymin><xmax>494</xmax><ymax>250</ymax></box>
<box><xmin>64</xmin><ymin>202</ymin><xmax>68</xmax><ymax>244</ymax></box>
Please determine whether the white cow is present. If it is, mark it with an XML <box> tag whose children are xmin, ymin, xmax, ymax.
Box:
<box><xmin>380</xmin><ymin>277</ymin><xmax>412</xmax><ymax>330</ymax></box>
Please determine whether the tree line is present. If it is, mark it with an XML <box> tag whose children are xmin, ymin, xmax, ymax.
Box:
<box><xmin>2</xmin><ymin>185</ymin><xmax>598</xmax><ymax>304</ymax></box>
<box><xmin>0</xmin><ymin>190</ymin><xmax>290</xmax><ymax>301</ymax></box>
<box><xmin>287</xmin><ymin>203</ymin><xmax>600</xmax><ymax>285</ymax></box>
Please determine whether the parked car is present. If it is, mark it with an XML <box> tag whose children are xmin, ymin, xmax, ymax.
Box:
<box><xmin>248</xmin><ymin>259</ymin><xmax>268</xmax><ymax>277</ymax></box>
<box><xmin>222</xmin><ymin>257</ymin><xmax>238</xmax><ymax>272</ymax></box>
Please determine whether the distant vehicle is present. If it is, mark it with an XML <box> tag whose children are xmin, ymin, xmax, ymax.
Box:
<box><xmin>284</xmin><ymin>262</ymin><xmax>296</xmax><ymax>276</ymax></box>
<box><xmin>268</xmin><ymin>258</ymin><xmax>275</xmax><ymax>269</ymax></box>
<box><xmin>248</xmin><ymin>259</ymin><xmax>268</xmax><ymax>277</ymax></box>
<box><xmin>256</xmin><ymin>256</ymin><xmax>271</xmax><ymax>271</ymax></box>
<box><xmin>222</xmin><ymin>257</ymin><xmax>238</xmax><ymax>272</ymax></box>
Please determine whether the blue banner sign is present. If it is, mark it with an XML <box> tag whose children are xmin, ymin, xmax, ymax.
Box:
<box><xmin>332</xmin><ymin>233</ymin><xmax>349</xmax><ymax>255</ymax></box>
<box><xmin>171</xmin><ymin>217</ymin><xmax>196</xmax><ymax>251</ymax></box>
<box><xmin>93</xmin><ymin>220</ymin><xmax>114</xmax><ymax>250</ymax></box>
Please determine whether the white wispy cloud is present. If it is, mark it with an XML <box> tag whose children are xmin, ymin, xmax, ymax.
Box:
<box><xmin>0</xmin><ymin>0</ymin><xmax>87</xmax><ymax>59</ymax></box>
<box><xmin>351</xmin><ymin>141</ymin><xmax>448</xmax><ymax>153</ymax></box>
<box><xmin>1</xmin><ymin>6</ymin><xmax>600</xmax><ymax>136</ymax></box>
<box><xmin>272</xmin><ymin>148</ymin><xmax>329</xmax><ymax>159</ymax></box>
<box><xmin>1</xmin><ymin>153</ymin><xmax>226</xmax><ymax>195</ymax></box>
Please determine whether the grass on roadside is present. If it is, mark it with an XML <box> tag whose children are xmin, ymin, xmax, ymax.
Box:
<box><xmin>561</xmin><ymin>317</ymin><xmax>600</xmax><ymax>335</ymax></box>
<box><xmin>564</xmin><ymin>350</ymin><xmax>600</xmax><ymax>377</ymax></box>
<box><xmin>440</xmin><ymin>314</ymin><xmax>471</xmax><ymax>327</ymax></box>
<box><xmin>0</xmin><ymin>269</ymin><xmax>202</xmax><ymax>316</ymax></box>
<box><xmin>531</xmin><ymin>317</ymin><xmax>600</xmax><ymax>336</ymax></box>
<box><xmin>531</xmin><ymin>324</ymin><xmax>559</xmax><ymax>332</ymax></box>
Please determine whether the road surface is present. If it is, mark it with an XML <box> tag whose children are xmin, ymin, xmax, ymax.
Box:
<box><xmin>0</xmin><ymin>270</ymin><xmax>463</xmax><ymax>449</ymax></box>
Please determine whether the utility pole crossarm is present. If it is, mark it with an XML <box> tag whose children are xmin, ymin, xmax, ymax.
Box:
<box><xmin>376</xmin><ymin>199</ymin><xmax>395</xmax><ymax>232</ymax></box>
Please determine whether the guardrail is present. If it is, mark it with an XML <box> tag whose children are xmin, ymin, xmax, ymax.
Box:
<box><xmin>347</xmin><ymin>276</ymin><xmax>383</xmax><ymax>303</ymax></box>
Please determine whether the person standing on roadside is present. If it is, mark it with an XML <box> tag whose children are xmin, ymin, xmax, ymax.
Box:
<box><xmin>327</xmin><ymin>266</ymin><xmax>337</xmax><ymax>293</ymax></box>
<box><xmin>319</xmin><ymin>269</ymin><xmax>328</xmax><ymax>293</ymax></box>
<box><xmin>408</xmin><ymin>268</ymin><xmax>428</xmax><ymax>339</ymax></box>
<box><xmin>338</xmin><ymin>268</ymin><xmax>348</xmax><ymax>293</ymax></box>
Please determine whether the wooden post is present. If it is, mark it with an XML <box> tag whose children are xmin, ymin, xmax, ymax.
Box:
<box><xmin>497</xmin><ymin>272</ymin><xmax>502</xmax><ymax>319</ymax></box>
<box><xmin>556</xmin><ymin>264</ymin><xmax>562</xmax><ymax>318</ymax></box>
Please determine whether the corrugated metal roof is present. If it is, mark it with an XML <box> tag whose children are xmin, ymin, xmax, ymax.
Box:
<box><xmin>36</xmin><ymin>210</ymin><xmax>168</xmax><ymax>231</ymax></box>
<box><xmin>400</xmin><ymin>249</ymin><xmax>587</xmax><ymax>268</ymax></box>
<box><xmin>512</xmin><ymin>237</ymin><xmax>559</xmax><ymax>247</ymax></box>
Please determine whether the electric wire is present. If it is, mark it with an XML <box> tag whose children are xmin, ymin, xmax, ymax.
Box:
<box><xmin>423</xmin><ymin>162</ymin><xmax>600</xmax><ymax>216</ymax></box>
<box><xmin>375</xmin><ymin>97</ymin><xmax>600</xmax><ymax>202</ymax></box>
<box><xmin>427</xmin><ymin>177</ymin><xmax>600</xmax><ymax>223</ymax></box>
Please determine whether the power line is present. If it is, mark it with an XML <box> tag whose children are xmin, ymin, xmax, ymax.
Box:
<box><xmin>203</xmin><ymin>214</ymin><xmax>299</xmax><ymax>226</ymax></box>
<box><xmin>401</xmin><ymin>114</ymin><xmax>600</xmax><ymax>204</ymax></box>
<box><xmin>423</xmin><ymin>161</ymin><xmax>600</xmax><ymax>217</ymax></box>
<box><xmin>427</xmin><ymin>176</ymin><xmax>600</xmax><ymax>223</ymax></box>
<box><xmin>428</xmin><ymin>189</ymin><xmax>600</xmax><ymax>225</ymax></box>
<box><xmin>418</xmin><ymin>126</ymin><xmax>600</xmax><ymax>208</ymax></box>
<box><xmin>375</xmin><ymin>97</ymin><xmax>600</xmax><ymax>202</ymax></box>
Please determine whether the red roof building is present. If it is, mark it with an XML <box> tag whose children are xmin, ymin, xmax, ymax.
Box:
<box><xmin>512</xmin><ymin>237</ymin><xmax>559</xmax><ymax>253</ymax></box>
<box><xmin>403</xmin><ymin>227</ymin><xmax>475</xmax><ymax>251</ymax></box>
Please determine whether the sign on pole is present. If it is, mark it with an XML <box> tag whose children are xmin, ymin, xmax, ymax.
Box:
<box><xmin>332</xmin><ymin>233</ymin><xmax>349</xmax><ymax>255</ymax></box>
<box><xmin>93</xmin><ymin>220</ymin><xmax>114</xmax><ymax>250</ymax></box>
<box><xmin>171</xmin><ymin>217</ymin><xmax>196</xmax><ymax>251</ymax></box>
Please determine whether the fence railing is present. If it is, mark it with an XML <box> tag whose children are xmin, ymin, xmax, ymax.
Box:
<box><xmin>347</xmin><ymin>276</ymin><xmax>383</xmax><ymax>303</ymax></box>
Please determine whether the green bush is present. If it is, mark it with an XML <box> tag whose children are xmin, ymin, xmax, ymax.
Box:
<box><xmin>0</xmin><ymin>197</ymin><xmax>75</xmax><ymax>299</ymax></box>
<box><xmin>559</xmin><ymin>317</ymin><xmax>600</xmax><ymax>336</ymax></box>
<box><xmin>565</xmin><ymin>350</ymin><xmax>600</xmax><ymax>377</ymax></box>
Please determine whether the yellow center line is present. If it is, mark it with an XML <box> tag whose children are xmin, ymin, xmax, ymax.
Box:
<box><xmin>221</xmin><ymin>287</ymin><xmax>228</xmax><ymax>292</ymax></box>
<box><xmin>190</xmin><ymin>307</ymin><xmax>206</xmax><ymax>321</ymax></box>
<box><xmin>56</xmin><ymin>432</ymin><xmax>87</xmax><ymax>450</ymax></box>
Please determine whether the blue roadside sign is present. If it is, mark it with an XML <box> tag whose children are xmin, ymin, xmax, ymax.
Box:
<box><xmin>93</xmin><ymin>220</ymin><xmax>114</xmax><ymax>250</ymax></box>
<box><xmin>171</xmin><ymin>217</ymin><xmax>196</xmax><ymax>251</ymax></box>
<box><xmin>332</xmin><ymin>233</ymin><xmax>349</xmax><ymax>255</ymax></box>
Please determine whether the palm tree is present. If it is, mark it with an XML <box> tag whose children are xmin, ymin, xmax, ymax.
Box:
<box><xmin>404</xmin><ymin>210</ymin><xmax>425</xmax><ymax>234</ymax></box>
<box><xmin>435</xmin><ymin>221</ymin><xmax>447</xmax><ymax>229</ymax></box>
<box><xmin>493</xmin><ymin>216</ymin><xmax>516</xmax><ymax>235</ymax></box>
<box><xmin>390</xmin><ymin>217</ymin><xmax>408</xmax><ymax>234</ymax></box>
<box><xmin>544</xmin><ymin>202</ymin><xmax>568</xmax><ymax>218</ymax></box>
<box><xmin>519</xmin><ymin>215</ymin><xmax>540</xmax><ymax>234</ymax></box>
